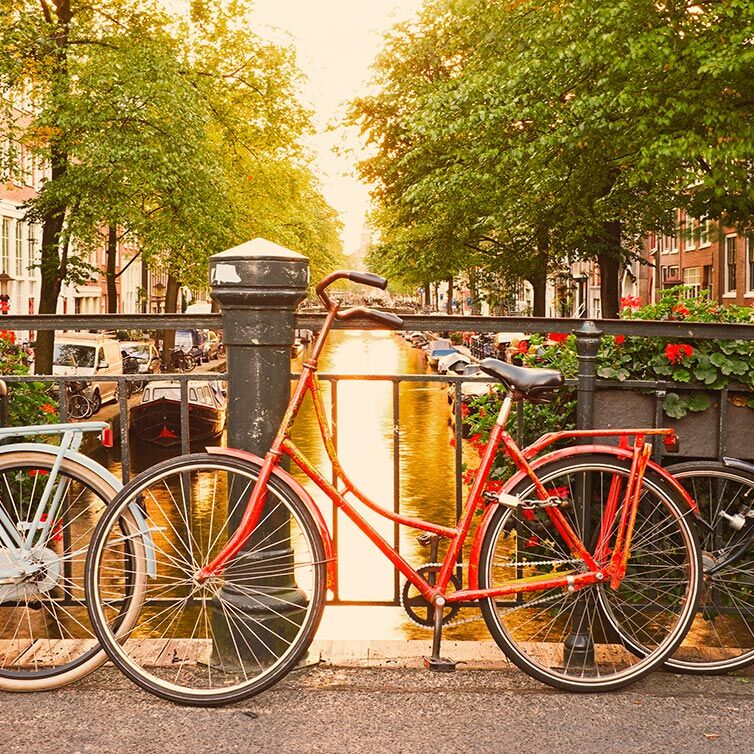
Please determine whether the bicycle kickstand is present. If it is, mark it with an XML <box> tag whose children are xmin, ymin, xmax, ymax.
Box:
<box><xmin>423</xmin><ymin>598</ymin><xmax>457</xmax><ymax>673</ymax></box>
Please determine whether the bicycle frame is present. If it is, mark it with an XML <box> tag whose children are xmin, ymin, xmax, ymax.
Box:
<box><xmin>197</xmin><ymin>306</ymin><xmax>684</xmax><ymax>608</ymax></box>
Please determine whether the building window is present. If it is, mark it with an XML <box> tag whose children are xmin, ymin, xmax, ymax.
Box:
<box><xmin>685</xmin><ymin>215</ymin><xmax>696</xmax><ymax>249</ymax></box>
<box><xmin>14</xmin><ymin>221</ymin><xmax>23</xmax><ymax>277</ymax></box>
<box><xmin>661</xmin><ymin>265</ymin><xmax>668</xmax><ymax>282</ymax></box>
<box><xmin>667</xmin><ymin>265</ymin><xmax>680</xmax><ymax>282</ymax></box>
<box><xmin>1</xmin><ymin>218</ymin><xmax>10</xmax><ymax>273</ymax></box>
<box><xmin>700</xmin><ymin>216</ymin><xmax>711</xmax><ymax>246</ymax></box>
<box><xmin>725</xmin><ymin>235</ymin><xmax>737</xmax><ymax>294</ymax></box>
<box><xmin>683</xmin><ymin>266</ymin><xmax>702</xmax><ymax>297</ymax></box>
<box><xmin>27</xmin><ymin>224</ymin><xmax>37</xmax><ymax>265</ymax></box>
<box><xmin>747</xmin><ymin>235</ymin><xmax>754</xmax><ymax>293</ymax></box>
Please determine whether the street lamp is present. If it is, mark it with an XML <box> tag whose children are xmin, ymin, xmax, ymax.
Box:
<box><xmin>153</xmin><ymin>281</ymin><xmax>166</xmax><ymax>313</ymax></box>
<box><xmin>0</xmin><ymin>271</ymin><xmax>14</xmax><ymax>315</ymax></box>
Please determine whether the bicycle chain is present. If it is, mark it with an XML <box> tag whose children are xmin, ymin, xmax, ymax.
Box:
<box><xmin>399</xmin><ymin>559</ymin><xmax>581</xmax><ymax>629</ymax></box>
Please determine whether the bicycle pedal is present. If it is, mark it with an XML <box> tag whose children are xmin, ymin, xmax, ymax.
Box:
<box><xmin>417</xmin><ymin>532</ymin><xmax>438</xmax><ymax>548</ymax></box>
<box><xmin>423</xmin><ymin>656</ymin><xmax>457</xmax><ymax>672</ymax></box>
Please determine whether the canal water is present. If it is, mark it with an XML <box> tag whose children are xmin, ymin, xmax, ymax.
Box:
<box><xmin>112</xmin><ymin>330</ymin><xmax>484</xmax><ymax>641</ymax></box>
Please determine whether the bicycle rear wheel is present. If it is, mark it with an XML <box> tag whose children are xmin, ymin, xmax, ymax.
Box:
<box><xmin>86</xmin><ymin>453</ymin><xmax>328</xmax><ymax>706</ymax></box>
<box><xmin>0</xmin><ymin>452</ymin><xmax>141</xmax><ymax>691</ymax></box>
<box><xmin>477</xmin><ymin>453</ymin><xmax>701</xmax><ymax>692</ymax></box>
<box><xmin>663</xmin><ymin>462</ymin><xmax>754</xmax><ymax>674</ymax></box>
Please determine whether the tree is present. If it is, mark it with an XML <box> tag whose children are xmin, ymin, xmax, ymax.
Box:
<box><xmin>1</xmin><ymin>0</ymin><xmax>344</xmax><ymax>372</ymax></box>
<box><xmin>353</xmin><ymin>0</ymin><xmax>754</xmax><ymax>317</ymax></box>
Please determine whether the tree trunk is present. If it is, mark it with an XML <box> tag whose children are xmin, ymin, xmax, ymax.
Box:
<box><xmin>526</xmin><ymin>246</ymin><xmax>549</xmax><ymax>318</ymax></box>
<box><xmin>468</xmin><ymin>267</ymin><xmax>481</xmax><ymax>315</ymax></box>
<box><xmin>446</xmin><ymin>276</ymin><xmax>454</xmax><ymax>314</ymax></box>
<box><xmin>160</xmin><ymin>274</ymin><xmax>181</xmax><ymax>368</ymax></box>
<box><xmin>530</xmin><ymin>275</ymin><xmax>547</xmax><ymax>317</ymax></box>
<box><xmin>597</xmin><ymin>220</ymin><xmax>622</xmax><ymax>318</ymax></box>
<box><xmin>423</xmin><ymin>281</ymin><xmax>431</xmax><ymax>308</ymax></box>
<box><xmin>33</xmin><ymin>1</ymin><xmax>73</xmax><ymax>375</ymax></box>
<box><xmin>106</xmin><ymin>224</ymin><xmax>118</xmax><ymax>314</ymax></box>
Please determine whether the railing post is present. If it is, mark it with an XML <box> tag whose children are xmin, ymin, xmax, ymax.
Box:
<box><xmin>209</xmin><ymin>238</ymin><xmax>309</xmax><ymax>665</ymax></box>
<box><xmin>565</xmin><ymin>320</ymin><xmax>603</xmax><ymax>668</ymax></box>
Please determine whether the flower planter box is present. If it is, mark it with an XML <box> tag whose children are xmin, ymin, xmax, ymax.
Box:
<box><xmin>593</xmin><ymin>388</ymin><xmax>754</xmax><ymax>460</ymax></box>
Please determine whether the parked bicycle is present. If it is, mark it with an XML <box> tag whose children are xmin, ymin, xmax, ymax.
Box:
<box><xmin>0</xmin><ymin>418</ymin><xmax>148</xmax><ymax>691</ymax></box>
<box><xmin>170</xmin><ymin>347</ymin><xmax>196</xmax><ymax>373</ymax></box>
<box><xmin>85</xmin><ymin>271</ymin><xmax>702</xmax><ymax>706</ymax></box>
<box><xmin>65</xmin><ymin>381</ymin><xmax>95</xmax><ymax>420</ymax></box>
<box><xmin>663</xmin><ymin>459</ymin><xmax>754</xmax><ymax>674</ymax></box>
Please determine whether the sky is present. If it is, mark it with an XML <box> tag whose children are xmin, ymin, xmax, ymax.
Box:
<box><xmin>249</xmin><ymin>0</ymin><xmax>425</xmax><ymax>254</ymax></box>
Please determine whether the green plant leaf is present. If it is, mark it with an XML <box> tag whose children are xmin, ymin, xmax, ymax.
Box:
<box><xmin>663</xmin><ymin>392</ymin><xmax>688</xmax><ymax>419</ymax></box>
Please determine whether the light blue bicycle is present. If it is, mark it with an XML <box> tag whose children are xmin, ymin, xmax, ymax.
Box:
<box><xmin>0</xmin><ymin>420</ymin><xmax>152</xmax><ymax>691</ymax></box>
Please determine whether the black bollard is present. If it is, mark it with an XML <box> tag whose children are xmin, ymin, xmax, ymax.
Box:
<box><xmin>564</xmin><ymin>320</ymin><xmax>603</xmax><ymax>669</ymax></box>
<box><xmin>209</xmin><ymin>238</ymin><xmax>309</xmax><ymax>668</ymax></box>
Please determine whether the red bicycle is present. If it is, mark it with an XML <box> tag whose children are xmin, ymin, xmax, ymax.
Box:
<box><xmin>85</xmin><ymin>271</ymin><xmax>702</xmax><ymax>706</ymax></box>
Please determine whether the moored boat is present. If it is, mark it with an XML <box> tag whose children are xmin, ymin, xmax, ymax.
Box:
<box><xmin>129</xmin><ymin>380</ymin><xmax>226</xmax><ymax>447</ymax></box>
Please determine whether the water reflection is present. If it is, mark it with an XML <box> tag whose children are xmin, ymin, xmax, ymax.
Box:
<box><xmin>289</xmin><ymin>330</ymin><xmax>485</xmax><ymax>640</ymax></box>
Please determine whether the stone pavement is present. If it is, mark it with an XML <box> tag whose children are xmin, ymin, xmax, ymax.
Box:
<box><xmin>1</xmin><ymin>641</ymin><xmax>753</xmax><ymax>754</ymax></box>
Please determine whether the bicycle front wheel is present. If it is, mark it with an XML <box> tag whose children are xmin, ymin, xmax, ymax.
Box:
<box><xmin>0</xmin><ymin>451</ymin><xmax>140</xmax><ymax>691</ymax></box>
<box><xmin>86</xmin><ymin>453</ymin><xmax>328</xmax><ymax>706</ymax></box>
<box><xmin>664</xmin><ymin>462</ymin><xmax>754</xmax><ymax>674</ymax></box>
<box><xmin>478</xmin><ymin>454</ymin><xmax>701</xmax><ymax>692</ymax></box>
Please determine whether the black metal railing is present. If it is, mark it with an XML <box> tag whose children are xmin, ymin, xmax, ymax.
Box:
<box><xmin>2</xmin><ymin>311</ymin><xmax>754</xmax><ymax>607</ymax></box>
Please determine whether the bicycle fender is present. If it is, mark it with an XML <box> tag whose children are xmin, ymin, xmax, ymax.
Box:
<box><xmin>468</xmin><ymin>444</ymin><xmax>698</xmax><ymax>591</ymax></box>
<box><xmin>722</xmin><ymin>457</ymin><xmax>754</xmax><ymax>477</ymax></box>
<box><xmin>206</xmin><ymin>446</ymin><xmax>337</xmax><ymax>591</ymax></box>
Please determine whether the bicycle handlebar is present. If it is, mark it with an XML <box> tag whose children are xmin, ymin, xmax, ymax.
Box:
<box><xmin>315</xmin><ymin>270</ymin><xmax>402</xmax><ymax>329</ymax></box>
<box><xmin>345</xmin><ymin>271</ymin><xmax>388</xmax><ymax>289</ymax></box>
<box><xmin>315</xmin><ymin>269</ymin><xmax>388</xmax><ymax>300</ymax></box>
<box><xmin>338</xmin><ymin>306</ymin><xmax>403</xmax><ymax>329</ymax></box>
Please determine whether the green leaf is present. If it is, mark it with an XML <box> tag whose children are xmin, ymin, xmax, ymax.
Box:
<box><xmin>686</xmin><ymin>392</ymin><xmax>712</xmax><ymax>413</ymax></box>
<box><xmin>663</xmin><ymin>393</ymin><xmax>688</xmax><ymax>419</ymax></box>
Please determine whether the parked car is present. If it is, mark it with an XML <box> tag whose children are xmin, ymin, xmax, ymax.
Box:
<box><xmin>202</xmin><ymin>331</ymin><xmax>221</xmax><ymax>362</ymax></box>
<box><xmin>120</xmin><ymin>342</ymin><xmax>161</xmax><ymax>392</ymax></box>
<box><xmin>51</xmin><ymin>334</ymin><xmax>123</xmax><ymax>413</ymax></box>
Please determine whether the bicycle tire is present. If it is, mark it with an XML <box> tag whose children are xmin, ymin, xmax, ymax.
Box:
<box><xmin>86</xmin><ymin>453</ymin><xmax>328</xmax><ymax>706</ymax></box>
<box><xmin>477</xmin><ymin>453</ymin><xmax>701</xmax><ymax>692</ymax></box>
<box><xmin>67</xmin><ymin>394</ymin><xmax>93</xmax><ymax>420</ymax></box>
<box><xmin>661</xmin><ymin>461</ymin><xmax>754</xmax><ymax>674</ymax></box>
<box><xmin>0</xmin><ymin>451</ymin><xmax>144</xmax><ymax>691</ymax></box>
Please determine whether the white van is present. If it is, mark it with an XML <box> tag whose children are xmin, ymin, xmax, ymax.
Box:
<box><xmin>52</xmin><ymin>334</ymin><xmax>123</xmax><ymax>412</ymax></box>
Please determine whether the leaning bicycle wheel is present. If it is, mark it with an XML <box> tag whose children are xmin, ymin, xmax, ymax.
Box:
<box><xmin>0</xmin><ymin>452</ymin><xmax>142</xmax><ymax>691</ymax></box>
<box><xmin>662</xmin><ymin>462</ymin><xmax>754</xmax><ymax>674</ymax></box>
<box><xmin>67</xmin><ymin>393</ymin><xmax>92</xmax><ymax>420</ymax></box>
<box><xmin>86</xmin><ymin>453</ymin><xmax>328</xmax><ymax>706</ymax></box>
<box><xmin>478</xmin><ymin>453</ymin><xmax>701</xmax><ymax>692</ymax></box>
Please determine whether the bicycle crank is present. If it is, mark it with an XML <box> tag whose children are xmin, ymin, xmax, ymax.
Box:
<box><xmin>401</xmin><ymin>565</ymin><xmax>462</xmax><ymax>627</ymax></box>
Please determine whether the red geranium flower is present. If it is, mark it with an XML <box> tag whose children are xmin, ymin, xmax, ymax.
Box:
<box><xmin>664</xmin><ymin>343</ymin><xmax>694</xmax><ymax>364</ymax></box>
<box><xmin>462</xmin><ymin>468</ymin><xmax>476</xmax><ymax>486</ymax></box>
<box><xmin>449</xmin><ymin>436</ymin><xmax>457</xmax><ymax>448</ymax></box>
<box><xmin>460</xmin><ymin>402</ymin><xmax>470</xmax><ymax>418</ymax></box>
<box><xmin>547</xmin><ymin>333</ymin><xmax>569</xmax><ymax>344</ymax></box>
<box><xmin>672</xmin><ymin>303</ymin><xmax>690</xmax><ymax>318</ymax></box>
<box><xmin>524</xmin><ymin>535</ymin><xmax>540</xmax><ymax>548</ymax></box>
<box><xmin>614</xmin><ymin>335</ymin><xmax>625</xmax><ymax>345</ymax></box>
<box><xmin>620</xmin><ymin>295</ymin><xmax>641</xmax><ymax>310</ymax></box>
<box><xmin>40</xmin><ymin>403</ymin><xmax>57</xmax><ymax>415</ymax></box>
